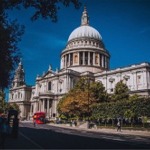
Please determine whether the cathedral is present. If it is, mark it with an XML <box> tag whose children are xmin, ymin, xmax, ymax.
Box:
<box><xmin>9</xmin><ymin>7</ymin><xmax>150</xmax><ymax>120</ymax></box>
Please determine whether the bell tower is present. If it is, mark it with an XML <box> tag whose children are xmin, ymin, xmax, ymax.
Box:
<box><xmin>12</xmin><ymin>61</ymin><xmax>25</xmax><ymax>87</ymax></box>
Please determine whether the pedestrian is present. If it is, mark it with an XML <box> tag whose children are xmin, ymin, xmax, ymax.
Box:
<box><xmin>117</xmin><ymin>120</ymin><xmax>121</xmax><ymax>132</ymax></box>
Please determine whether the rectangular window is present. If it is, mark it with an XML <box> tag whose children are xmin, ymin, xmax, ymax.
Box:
<box><xmin>48</xmin><ymin>82</ymin><xmax>51</xmax><ymax>91</ymax></box>
<box><xmin>137</xmin><ymin>75</ymin><xmax>141</xmax><ymax>84</ymax></box>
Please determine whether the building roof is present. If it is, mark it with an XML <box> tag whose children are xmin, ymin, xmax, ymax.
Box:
<box><xmin>68</xmin><ymin>25</ymin><xmax>102</xmax><ymax>41</ymax></box>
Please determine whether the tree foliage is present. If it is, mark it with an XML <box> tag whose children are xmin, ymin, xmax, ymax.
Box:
<box><xmin>0</xmin><ymin>90</ymin><xmax>6</xmax><ymax>113</ymax></box>
<box><xmin>90</xmin><ymin>81</ymin><xmax>108</xmax><ymax>102</ymax></box>
<box><xmin>58</xmin><ymin>90</ymin><xmax>91</xmax><ymax>119</ymax></box>
<box><xmin>91</xmin><ymin>97</ymin><xmax>150</xmax><ymax>121</ymax></box>
<box><xmin>74</xmin><ymin>77</ymin><xmax>89</xmax><ymax>91</ymax></box>
<box><xmin>7</xmin><ymin>103</ymin><xmax>20</xmax><ymax>113</ymax></box>
<box><xmin>111</xmin><ymin>80</ymin><xmax>129</xmax><ymax>101</ymax></box>
<box><xmin>0</xmin><ymin>90</ymin><xmax>20</xmax><ymax>113</ymax></box>
<box><xmin>0</xmin><ymin>17</ymin><xmax>24</xmax><ymax>90</ymax></box>
<box><xmin>57</xmin><ymin>77</ymin><xmax>108</xmax><ymax>119</ymax></box>
<box><xmin>2</xmin><ymin>0</ymin><xmax>81</xmax><ymax>22</ymax></box>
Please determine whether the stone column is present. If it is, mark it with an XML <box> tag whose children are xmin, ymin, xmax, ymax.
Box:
<box><xmin>63</xmin><ymin>56</ymin><xmax>65</xmax><ymax>68</ymax></box>
<box><xmin>39</xmin><ymin>100</ymin><xmax>41</xmax><ymax>112</ymax></box>
<box><xmin>29</xmin><ymin>104</ymin><xmax>32</xmax><ymax>117</ymax></box>
<box><xmin>93</xmin><ymin>53</ymin><xmax>95</xmax><ymax>65</ymax></box>
<box><xmin>102</xmin><ymin>55</ymin><xmax>104</xmax><ymax>68</ymax></box>
<box><xmin>51</xmin><ymin>101</ymin><xmax>53</xmax><ymax>117</ymax></box>
<box><xmin>77</xmin><ymin>52</ymin><xmax>80</xmax><ymax>65</ymax></box>
<box><xmin>143</xmin><ymin>71</ymin><xmax>147</xmax><ymax>88</ymax></box>
<box><xmin>88</xmin><ymin>52</ymin><xmax>90</xmax><ymax>65</ymax></box>
<box><xmin>40</xmin><ymin>99</ymin><xmax>42</xmax><ymax>111</ymax></box>
<box><xmin>99</xmin><ymin>54</ymin><xmax>101</xmax><ymax>66</ymax></box>
<box><xmin>68</xmin><ymin>54</ymin><xmax>70</xmax><ymax>67</ymax></box>
<box><xmin>47</xmin><ymin>99</ymin><xmax>50</xmax><ymax>118</ymax></box>
<box><xmin>83</xmin><ymin>52</ymin><xmax>85</xmax><ymax>65</ymax></box>
<box><xmin>132</xmin><ymin>72</ymin><xmax>136</xmax><ymax>90</ymax></box>
<box><xmin>105</xmin><ymin>56</ymin><xmax>107</xmax><ymax>68</ymax></box>
<box><xmin>50</xmin><ymin>102</ymin><xmax>52</xmax><ymax>117</ymax></box>
<box><xmin>42</xmin><ymin>99</ymin><xmax>44</xmax><ymax>112</ymax></box>
<box><xmin>36</xmin><ymin>102</ymin><xmax>38</xmax><ymax>112</ymax></box>
<box><xmin>65</xmin><ymin>55</ymin><xmax>67</xmax><ymax>68</ymax></box>
<box><xmin>60</xmin><ymin>57</ymin><xmax>63</xmax><ymax>69</ymax></box>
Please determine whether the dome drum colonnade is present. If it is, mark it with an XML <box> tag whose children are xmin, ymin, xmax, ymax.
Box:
<box><xmin>60</xmin><ymin>7</ymin><xmax>110</xmax><ymax>73</ymax></box>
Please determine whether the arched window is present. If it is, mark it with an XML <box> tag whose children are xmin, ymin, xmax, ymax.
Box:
<box><xmin>74</xmin><ymin>54</ymin><xmax>78</xmax><ymax>63</ymax></box>
<box><xmin>48</xmin><ymin>82</ymin><xmax>51</xmax><ymax>91</ymax></box>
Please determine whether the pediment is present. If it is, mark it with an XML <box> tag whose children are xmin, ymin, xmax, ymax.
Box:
<box><xmin>43</xmin><ymin>70</ymin><xmax>55</xmax><ymax>78</ymax></box>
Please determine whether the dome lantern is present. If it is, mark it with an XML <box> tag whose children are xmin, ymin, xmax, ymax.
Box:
<box><xmin>81</xmin><ymin>6</ymin><xmax>89</xmax><ymax>26</ymax></box>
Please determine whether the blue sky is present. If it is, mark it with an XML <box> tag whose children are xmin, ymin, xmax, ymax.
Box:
<box><xmin>7</xmin><ymin>0</ymin><xmax>150</xmax><ymax>86</ymax></box>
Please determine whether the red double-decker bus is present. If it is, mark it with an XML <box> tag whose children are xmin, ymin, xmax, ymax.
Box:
<box><xmin>33</xmin><ymin>112</ymin><xmax>46</xmax><ymax>124</ymax></box>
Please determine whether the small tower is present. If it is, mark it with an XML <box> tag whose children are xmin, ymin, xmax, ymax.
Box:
<box><xmin>12</xmin><ymin>61</ymin><xmax>25</xmax><ymax>87</ymax></box>
<box><xmin>81</xmin><ymin>6</ymin><xmax>89</xmax><ymax>26</ymax></box>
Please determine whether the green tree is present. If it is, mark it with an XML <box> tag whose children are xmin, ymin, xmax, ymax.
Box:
<box><xmin>90</xmin><ymin>81</ymin><xmax>108</xmax><ymax>102</ymax></box>
<box><xmin>129</xmin><ymin>94</ymin><xmax>139</xmax><ymax>101</ymax></box>
<box><xmin>91</xmin><ymin>97</ymin><xmax>150</xmax><ymax>128</ymax></box>
<box><xmin>7</xmin><ymin>103</ymin><xmax>20</xmax><ymax>113</ymax></box>
<box><xmin>57</xmin><ymin>77</ymin><xmax>108</xmax><ymax>120</ymax></box>
<box><xmin>3</xmin><ymin>0</ymin><xmax>81</xmax><ymax>22</ymax></box>
<box><xmin>124</xmin><ymin>109</ymin><xmax>135</xmax><ymax>127</ymax></box>
<box><xmin>111</xmin><ymin>80</ymin><xmax>129</xmax><ymax>102</ymax></box>
<box><xmin>0</xmin><ymin>17</ymin><xmax>24</xmax><ymax>91</ymax></box>
<box><xmin>74</xmin><ymin>77</ymin><xmax>89</xmax><ymax>91</ymax></box>
<box><xmin>57</xmin><ymin>84</ymin><xmax>94</xmax><ymax>120</ymax></box>
<box><xmin>0</xmin><ymin>90</ymin><xmax>6</xmax><ymax>113</ymax></box>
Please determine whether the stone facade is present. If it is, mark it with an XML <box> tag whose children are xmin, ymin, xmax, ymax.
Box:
<box><xmin>9</xmin><ymin>7</ymin><xmax>150</xmax><ymax>120</ymax></box>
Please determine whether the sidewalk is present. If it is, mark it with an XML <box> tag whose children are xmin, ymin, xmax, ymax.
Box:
<box><xmin>49</xmin><ymin>123</ymin><xmax>150</xmax><ymax>137</ymax></box>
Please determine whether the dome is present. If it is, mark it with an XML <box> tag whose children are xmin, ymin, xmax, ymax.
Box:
<box><xmin>68</xmin><ymin>25</ymin><xmax>102</xmax><ymax>42</ymax></box>
<box><xmin>60</xmin><ymin>7</ymin><xmax>110</xmax><ymax>74</ymax></box>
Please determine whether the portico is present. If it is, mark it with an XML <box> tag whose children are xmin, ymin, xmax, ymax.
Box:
<box><xmin>30</xmin><ymin>93</ymin><xmax>55</xmax><ymax>119</ymax></box>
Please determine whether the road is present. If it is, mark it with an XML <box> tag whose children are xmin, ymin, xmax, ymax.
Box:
<box><xmin>4</xmin><ymin>122</ymin><xmax>150</xmax><ymax>149</ymax></box>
